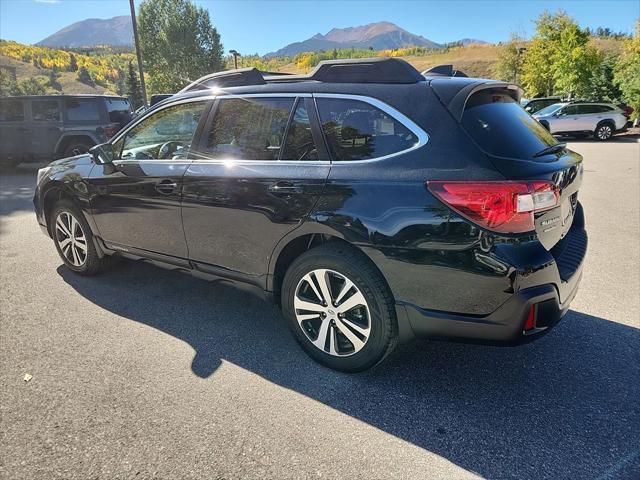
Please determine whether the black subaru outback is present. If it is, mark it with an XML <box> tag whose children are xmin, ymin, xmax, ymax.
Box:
<box><xmin>33</xmin><ymin>59</ymin><xmax>587</xmax><ymax>372</ymax></box>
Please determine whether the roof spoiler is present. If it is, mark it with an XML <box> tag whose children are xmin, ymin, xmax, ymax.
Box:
<box><xmin>430</xmin><ymin>79</ymin><xmax>524</xmax><ymax>122</ymax></box>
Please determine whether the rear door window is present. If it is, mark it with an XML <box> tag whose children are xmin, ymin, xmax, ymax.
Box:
<box><xmin>32</xmin><ymin>100</ymin><xmax>61</xmax><ymax>122</ymax></box>
<box><xmin>462</xmin><ymin>91</ymin><xmax>559</xmax><ymax>160</ymax></box>
<box><xmin>0</xmin><ymin>100</ymin><xmax>24</xmax><ymax>121</ymax></box>
<box><xmin>561</xmin><ymin>105</ymin><xmax>579</xmax><ymax>115</ymax></box>
<box><xmin>575</xmin><ymin>105</ymin><xmax>598</xmax><ymax>115</ymax></box>
<box><xmin>65</xmin><ymin>98</ymin><xmax>100</xmax><ymax>122</ymax></box>
<box><xmin>281</xmin><ymin>99</ymin><xmax>318</xmax><ymax>161</ymax></box>
<box><xmin>206</xmin><ymin>97</ymin><xmax>294</xmax><ymax>161</ymax></box>
<box><xmin>316</xmin><ymin>97</ymin><xmax>418</xmax><ymax>161</ymax></box>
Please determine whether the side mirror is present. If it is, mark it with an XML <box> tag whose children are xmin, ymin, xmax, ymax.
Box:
<box><xmin>90</xmin><ymin>143</ymin><xmax>114</xmax><ymax>164</ymax></box>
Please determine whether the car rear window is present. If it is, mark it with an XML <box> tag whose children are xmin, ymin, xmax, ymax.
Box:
<box><xmin>65</xmin><ymin>99</ymin><xmax>100</xmax><ymax>122</ymax></box>
<box><xmin>462</xmin><ymin>91</ymin><xmax>559</xmax><ymax>160</ymax></box>
<box><xmin>106</xmin><ymin>98</ymin><xmax>132</xmax><ymax>124</ymax></box>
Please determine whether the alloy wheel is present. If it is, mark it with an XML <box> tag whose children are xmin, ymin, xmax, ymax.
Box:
<box><xmin>55</xmin><ymin>211</ymin><xmax>88</xmax><ymax>267</ymax></box>
<box><xmin>294</xmin><ymin>269</ymin><xmax>371</xmax><ymax>356</ymax></box>
<box><xmin>597</xmin><ymin>125</ymin><xmax>612</xmax><ymax>140</ymax></box>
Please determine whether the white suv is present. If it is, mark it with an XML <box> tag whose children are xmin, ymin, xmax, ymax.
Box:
<box><xmin>533</xmin><ymin>102</ymin><xmax>628</xmax><ymax>141</ymax></box>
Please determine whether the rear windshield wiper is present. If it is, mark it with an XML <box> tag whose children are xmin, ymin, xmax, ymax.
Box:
<box><xmin>533</xmin><ymin>142</ymin><xmax>567</xmax><ymax>158</ymax></box>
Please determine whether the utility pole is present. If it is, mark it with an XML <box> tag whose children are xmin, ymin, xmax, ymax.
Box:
<box><xmin>229</xmin><ymin>50</ymin><xmax>241</xmax><ymax>69</ymax></box>
<box><xmin>129</xmin><ymin>0</ymin><xmax>148</xmax><ymax>107</ymax></box>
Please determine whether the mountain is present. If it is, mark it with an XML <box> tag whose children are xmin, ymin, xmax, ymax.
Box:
<box><xmin>37</xmin><ymin>16</ymin><xmax>133</xmax><ymax>48</ymax></box>
<box><xmin>267</xmin><ymin>22</ymin><xmax>442</xmax><ymax>57</ymax></box>
<box><xmin>454</xmin><ymin>38</ymin><xmax>490</xmax><ymax>46</ymax></box>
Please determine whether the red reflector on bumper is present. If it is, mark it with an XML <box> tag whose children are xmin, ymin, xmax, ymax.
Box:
<box><xmin>523</xmin><ymin>305</ymin><xmax>536</xmax><ymax>331</ymax></box>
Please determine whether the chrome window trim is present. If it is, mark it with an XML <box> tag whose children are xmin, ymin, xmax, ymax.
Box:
<box><xmin>215</xmin><ymin>93</ymin><xmax>312</xmax><ymax>99</ymax></box>
<box><xmin>109</xmin><ymin>92</ymin><xmax>429</xmax><ymax>165</ymax></box>
<box><xmin>312</xmin><ymin>93</ymin><xmax>429</xmax><ymax>164</ymax></box>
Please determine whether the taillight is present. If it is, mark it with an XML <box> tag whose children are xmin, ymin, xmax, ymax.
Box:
<box><xmin>427</xmin><ymin>181</ymin><xmax>559</xmax><ymax>233</ymax></box>
<box><xmin>102</xmin><ymin>123</ymin><xmax>120</xmax><ymax>139</ymax></box>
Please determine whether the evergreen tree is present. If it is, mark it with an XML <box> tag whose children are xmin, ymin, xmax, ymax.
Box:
<box><xmin>126</xmin><ymin>61</ymin><xmax>144</xmax><ymax>109</ymax></box>
<box><xmin>69</xmin><ymin>53</ymin><xmax>78</xmax><ymax>72</ymax></box>
<box><xmin>77</xmin><ymin>66</ymin><xmax>95</xmax><ymax>86</ymax></box>
<box><xmin>115</xmin><ymin>67</ymin><xmax>126</xmax><ymax>96</ymax></box>
<box><xmin>47</xmin><ymin>68</ymin><xmax>62</xmax><ymax>92</ymax></box>
<box><xmin>587</xmin><ymin>54</ymin><xmax>622</xmax><ymax>101</ymax></box>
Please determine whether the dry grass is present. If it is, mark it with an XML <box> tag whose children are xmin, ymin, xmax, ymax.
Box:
<box><xmin>275</xmin><ymin>44</ymin><xmax>503</xmax><ymax>78</ymax></box>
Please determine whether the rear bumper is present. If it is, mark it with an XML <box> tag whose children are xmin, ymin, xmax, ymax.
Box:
<box><xmin>398</xmin><ymin>273</ymin><xmax>581</xmax><ymax>345</ymax></box>
<box><xmin>395</xmin><ymin>206</ymin><xmax>587</xmax><ymax>346</ymax></box>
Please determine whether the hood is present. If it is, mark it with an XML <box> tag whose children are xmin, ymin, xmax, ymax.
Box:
<box><xmin>50</xmin><ymin>153</ymin><xmax>93</xmax><ymax>167</ymax></box>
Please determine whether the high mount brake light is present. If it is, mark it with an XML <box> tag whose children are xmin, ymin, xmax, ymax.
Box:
<box><xmin>427</xmin><ymin>181</ymin><xmax>559</xmax><ymax>234</ymax></box>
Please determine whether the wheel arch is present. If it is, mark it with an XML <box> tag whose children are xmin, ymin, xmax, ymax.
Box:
<box><xmin>269</xmin><ymin>226</ymin><xmax>415</xmax><ymax>343</ymax></box>
<box><xmin>54</xmin><ymin>133</ymin><xmax>98</xmax><ymax>158</ymax></box>
<box><xmin>596</xmin><ymin>118</ymin><xmax>616</xmax><ymax>130</ymax></box>
<box><xmin>42</xmin><ymin>184</ymin><xmax>79</xmax><ymax>237</ymax></box>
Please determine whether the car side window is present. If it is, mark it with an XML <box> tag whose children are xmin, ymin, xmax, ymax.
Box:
<box><xmin>32</xmin><ymin>100</ymin><xmax>61</xmax><ymax>122</ymax></box>
<box><xmin>0</xmin><ymin>100</ymin><xmax>24</xmax><ymax>121</ymax></box>
<box><xmin>561</xmin><ymin>105</ymin><xmax>579</xmax><ymax>115</ymax></box>
<box><xmin>316</xmin><ymin>97</ymin><xmax>418</xmax><ymax>161</ymax></box>
<box><xmin>65</xmin><ymin>99</ymin><xmax>100</xmax><ymax>122</ymax></box>
<box><xmin>281</xmin><ymin>99</ymin><xmax>318</xmax><ymax>161</ymax></box>
<box><xmin>206</xmin><ymin>97</ymin><xmax>294</xmax><ymax>160</ymax></box>
<box><xmin>578</xmin><ymin>105</ymin><xmax>599</xmax><ymax>114</ymax></box>
<box><xmin>594</xmin><ymin>105</ymin><xmax>613</xmax><ymax>113</ymax></box>
<box><xmin>114</xmin><ymin>101</ymin><xmax>206</xmax><ymax>161</ymax></box>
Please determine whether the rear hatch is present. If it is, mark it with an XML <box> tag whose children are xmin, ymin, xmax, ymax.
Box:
<box><xmin>458</xmin><ymin>88</ymin><xmax>583</xmax><ymax>250</ymax></box>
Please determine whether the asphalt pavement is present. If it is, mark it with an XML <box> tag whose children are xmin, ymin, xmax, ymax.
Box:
<box><xmin>1</xmin><ymin>138</ymin><xmax>639</xmax><ymax>479</ymax></box>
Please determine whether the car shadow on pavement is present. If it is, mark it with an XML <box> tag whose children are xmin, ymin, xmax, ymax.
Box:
<box><xmin>0</xmin><ymin>172</ymin><xmax>37</xmax><ymax>217</ymax></box>
<box><xmin>57</xmin><ymin>260</ymin><xmax>640</xmax><ymax>480</ymax></box>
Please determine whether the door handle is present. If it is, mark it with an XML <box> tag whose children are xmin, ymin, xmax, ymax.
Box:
<box><xmin>268</xmin><ymin>182</ymin><xmax>303</xmax><ymax>195</ymax></box>
<box><xmin>155</xmin><ymin>179</ymin><xmax>178</xmax><ymax>194</ymax></box>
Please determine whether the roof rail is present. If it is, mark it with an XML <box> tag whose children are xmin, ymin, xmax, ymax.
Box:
<box><xmin>180</xmin><ymin>58</ymin><xmax>424</xmax><ymax>92</ymax></box>
<box><xmin>422</xmin><ymin>65</ymin><xmax>468</xmax><ymax>78</ymax></box>
<box><xmin>308</xmin><ymin>58</ymin><xmax>424</xmax><ymax>84</ymax></box>
<box><xmin>179</xmin><ymin>68</ymin><xmax>266</xmax><ymax>93</ymax></box>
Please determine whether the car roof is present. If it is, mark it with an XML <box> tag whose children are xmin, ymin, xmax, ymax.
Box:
<box><xmin>141</xmin><ymin>59</ymin><xmax>523</xmax><ymax>126</ymax></box>
<box><xmin>1</xmin><ymin>94</ymin><xmax>128</xmax><ymax>100</ymax></box>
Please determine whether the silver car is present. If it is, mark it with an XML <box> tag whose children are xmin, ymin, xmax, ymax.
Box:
<box><xmin>533</xmin><ymin>102</ymin><xmax>628</xmax><ymax>141</ymax></box>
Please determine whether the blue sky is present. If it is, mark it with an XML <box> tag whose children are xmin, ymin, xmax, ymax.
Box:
<box><xmin>0</xmin><ymin>0</ymin><xmax>638</xmax><ymax>55</ymax></box>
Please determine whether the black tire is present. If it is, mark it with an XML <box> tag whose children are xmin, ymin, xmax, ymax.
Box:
<box><xmin>281</xmin><ymin>242</ymin><xmax>398</xmax><ymax>372</ymax></box>
<box><xmin>594</xmin><ymin>122</ymin><xmax>614</xmax><ymax>141</ymax></box>
<box><xmin>50</xmin><ymin>200</ymin><xmax>110</xmax><ymax>275</ymax></box>
<box><xmin>63</xmin><ymin>140</ymin><xmax>93</xmax><ymax>158</ymax></box>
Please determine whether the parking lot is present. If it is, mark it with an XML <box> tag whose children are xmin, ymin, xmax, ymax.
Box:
<box><xmin>0</xmin><ymin>138</ymin><xmax>638</xmax><ymax>479</ymax></box>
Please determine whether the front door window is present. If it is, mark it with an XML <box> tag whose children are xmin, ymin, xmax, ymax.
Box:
<box><xmin>114</xmin><ymin>101</ymin><xmax>207</xmax><ymax>160</ymax></box>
